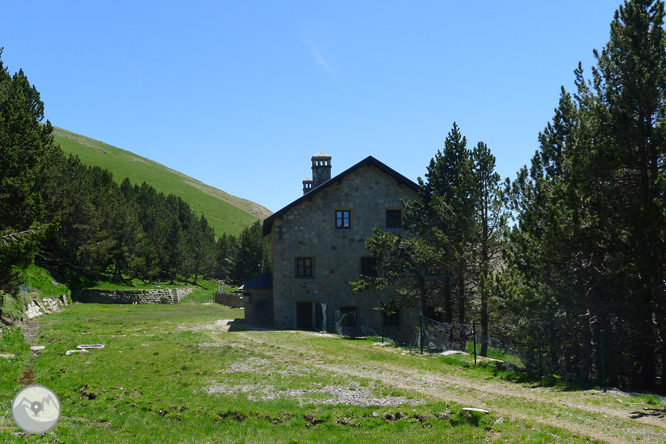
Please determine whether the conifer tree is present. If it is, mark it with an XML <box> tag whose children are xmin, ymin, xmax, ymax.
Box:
<box><xmin>505</xmin><ymin>0</ymin><xmax>666</xmax><ymax>390</ymax></box>
<box><xmin>184</xmin><ymin>214</ymin><xmax>216</xmax><ymax>285</ymax></box>
<box><xmin>592</xmin><ymin>0</ymin><xmax>666</xmax><ymax>390</ymax></box>
<box><xmin>228</xmin><ymin>221</ymin><xmax>270</xmax><ymax>286</ymax></box>
<box><xmin>215</xmin><ymin>233</ymin><xmax>238</xmax><ymax>281</ymax></box>
<box><xmin>472</xmin><ymin>142</ymin><xmax>505</xmax><ymax>356</ymax></box>
<box><xmin>0</xmin><ymin>49</ymin><xmax>55</xmax><ymax>298</ymax></box>
<box><xmin>418</xmin><ymin>123</ymin><xmax>476</xmax><ymax>323</ymax></box>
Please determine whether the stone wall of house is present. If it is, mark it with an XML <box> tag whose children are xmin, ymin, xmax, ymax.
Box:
<box><xmin>214</xmin><ymin>292</ymin><xmax>245</xmax><ymax>308</ymax></box>
<box><xmin>270</xmin><ymin>163</ymin><xmax>420</xmax><ymax>343</ymax></box>
<box><xmin>72</xmin><ymin>287</ymin><xmax>194</xmax><ymax>304</ymax></box>
<box><xmin>243</xmin><ymin>289</ymin><xmax>273</xmax><ymax>327</ymax></box>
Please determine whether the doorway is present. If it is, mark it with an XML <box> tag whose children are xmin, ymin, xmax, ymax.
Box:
<box><xmin>296</xmin><ymin>301</ymin><xmax>313</xmax><ymax>330</ymax></box>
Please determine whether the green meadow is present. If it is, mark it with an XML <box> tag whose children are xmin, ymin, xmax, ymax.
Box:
<box><xmin>53</xmin><ymin>127</ymin><xmax>271</xmax><ymax>236</ymax></box>
<box><xmin>0</xmin><ymin>299</ymin><xmax>664</xmax><ymax>443</ymax></box>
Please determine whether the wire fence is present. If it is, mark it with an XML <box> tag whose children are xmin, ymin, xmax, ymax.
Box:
<box><xmin>322</xmin><ymin>307</ymin><xmax>617</xmax><ymax>387</ymax></box>
<box><xmin>406</xmin><ymin>315</ymin><xmax>541</xmax><ymax>372</ymax></box>
<box><xmin>326</xmin><ymin>309</ymin><xmax>533</xmax><ymax>368</ymax></box>
<box><xmin>332</xmin><ymin>306</ymin><xmax>376</xmax><ymax>338</ymax></box>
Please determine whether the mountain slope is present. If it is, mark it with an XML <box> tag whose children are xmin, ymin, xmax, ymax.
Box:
<box><xmin>52</xmin><ymin>127</ymin><xmax>271</xmax><ymax>237</ymax></box>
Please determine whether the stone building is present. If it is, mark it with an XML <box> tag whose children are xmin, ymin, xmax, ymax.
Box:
<box><xmin>243</xmin><ymin>154</ymin><xmax>421</xmax><ymax>342</ymax></box>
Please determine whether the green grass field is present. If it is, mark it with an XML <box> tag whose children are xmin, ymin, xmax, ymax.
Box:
<box><xmin>53</xmin><ymin>127</ymin><xmax>271</xmax><ymax>236</ymax></box>
<box><xmin>1</xmin><ymin>300</ymin><xmax>664</xmax><ymax>443</ymax></box>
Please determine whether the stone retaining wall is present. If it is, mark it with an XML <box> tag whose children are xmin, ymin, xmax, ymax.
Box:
<box><xmin>214</xmin><ymin>292</ymin><xmax>245</xmax><ymax>308</ymax></box>
<box><xmin>24</xmin><ymin>295</ymin><xmax>70</xmax><ymax>319</ymax></box>
<box><xmin>72</xmin><ymin>287</ymin><xmax>195</xmax><ymax>304</ymax></box>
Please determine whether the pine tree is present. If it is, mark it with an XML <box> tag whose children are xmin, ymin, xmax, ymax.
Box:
<box><xmin>351</xmin><ymin>227</ymin><xmax>440</xmax><ymax>318</ymax></box>
<box><xmin>214</xmin><ymin>233</ymin><xmax>238</xmax><ymax>281</ymax></box>
<box><xmin>185</xmin><ymin>215</ymin><xmax>216</xmax><ymax>285</ymax></box>
<box><xmin>0</xmin><ymin>48</ymin><xmax>55</xmax><ymax>298</ymax></box>
<box><xmin>505</xmin><ymin>0</ymin><xmax>666</xmax><ymax>390</ymax></box>
<box><xmin>592</xmin><ymin>0</ymin><xmax>666</xmax><ymax>390</ymax></box>
<box><xmin>228</xmin><ymin>221</ymin><xmax>270</xmax><ymax>286</ymax></box>
<box><xmin>418</xmin><ymin>123</ymin><xmax>476</xmax><ymax>323</ymax></box>
<box><xmin>471</xmin><ymin>142</ymin><xmax>505</xmax><ymax>356</ymax></box>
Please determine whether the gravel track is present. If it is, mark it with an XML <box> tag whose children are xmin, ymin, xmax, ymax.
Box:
<box><xmin>206</xmin><ymin>329</ymin><xmax>666</xmax><ymax>444</ymax></box>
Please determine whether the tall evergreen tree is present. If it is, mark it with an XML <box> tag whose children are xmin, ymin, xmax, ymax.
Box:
<box><xmin>471</xmin><ymin>141</ymin><xmax>505</xmax><ymax>356</ymax></box>
<box><xmin>0</xmin><ymin>49</ymin><xmax>55</xmax><ymax>298</ymax></box>
<box><xmin>163</xmin><ymin>195</ymin><xmax>190</xmax><ymax>284</ymax></box>
<box><xmin>184</xmin><ymin>214</ymin><xmax>216</xmax><ymax>284</ymax></box>
<box><xmin>505</xmin><ymin>0</ymin><xmax>666</xmax><ymax>391</ymax></box>
<box><xmin>357</xmin><ymin>124</ymin><xmax>498</xmax><ymax>333</ymax></box>
<box><xmin>214</xmin><ymin>233</ymin><xmax>238</xmax><ymax>281</ymax></box>
<box><xmin>505</xmin><ymin>87</ymin><xmax>598</xmax><ymax>380</ymax></box>
<box><xmin>108</xmin><ymin>179</ymin><xmax>147</xmax><ymax>282</ymax></box>
<box><xmin>418</xmin><ymin>123</ymin><xmax>476</xmax><ymax>323</ymax></box>
<box><xmin>228</xmin><ymin>221</ymin><xmax>270</xmax><ymax>286</ymax></box>
<box><xmin>593</xmin><ymin>0</ymin><xmax>666</xmax><ymax>390</ymax></box>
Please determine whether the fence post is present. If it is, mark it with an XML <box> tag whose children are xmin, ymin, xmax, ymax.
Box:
<box><xmin>420</xmin><ymin>313</ymin><xmax>424</xmax><ymax>355</ymax></box>
<box><xmin>473</xmin><ymin>319</ymin><xmax>477</xmax><ymax>366</ymax></box>
<box><xmin>600</xmin><ymin>329</ymin><xmax>606</xmax><ymax>392</ymax></box>
<box><xmin>538</xmin><ymin>327</ymin><xmax>543</xmax><ymax>385</ymax></box>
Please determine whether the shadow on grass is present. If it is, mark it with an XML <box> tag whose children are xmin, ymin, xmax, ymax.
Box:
<box><xmin>227</xmin><ymin>319</ymin><xmax>271</xmax><ymax>332</ymax></box>
<box><xmin>630</xmin><ymin>407</ymin><xmax>666</xmax><ymax>420</ymax></box>
<box><xmin>490</xmin><ymin>365</ymin><xmax>598</xmax><ymax>392</ymax></box>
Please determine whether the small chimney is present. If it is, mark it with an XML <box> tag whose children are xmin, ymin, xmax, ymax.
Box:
<box><xmin>302</xmin><ymin>177</ymin><xmax>313</xmax><ymax>195</ymax></box>
<box><xmin>311</xmin><ymin>153</ymin><xmax>332</xmax><ymax>188</ymax></box>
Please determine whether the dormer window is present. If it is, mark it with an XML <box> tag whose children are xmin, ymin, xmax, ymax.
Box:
<box><xmin>335</xmin><ymin>210</ymin><xmax>351</xmax><ymax>229</ymax></box>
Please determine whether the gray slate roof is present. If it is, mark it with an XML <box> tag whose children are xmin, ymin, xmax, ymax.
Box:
<box><xmin>242</xmin><ymin>272</ymin><xmax>273</xmax><ymax>290</ymax></box>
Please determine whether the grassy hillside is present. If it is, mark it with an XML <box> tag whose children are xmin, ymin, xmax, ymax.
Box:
<box><xmin>52</xmin><ymin>127</ymin><xmax>271</xmax><ymax>237</ymax></box>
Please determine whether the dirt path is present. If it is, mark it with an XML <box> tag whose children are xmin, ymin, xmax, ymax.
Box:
<box><xmin>208</xmin><ymin>329</ymin><xmax>666</xmax><ymax>444</ymax></box>
<box><xmin>15</xmin><ymin>317</ymin><xmax>43</xmax><ymax>386</ymax></box>
<box><xmin>19</xmin><ymin>318</ymin><xmax>40</xmax><ymax>347</ymax></box>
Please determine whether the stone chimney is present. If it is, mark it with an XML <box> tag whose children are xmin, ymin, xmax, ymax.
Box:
<box><xmin>311</xmin><ymin>153</ymin><xmax>332</xmax><ymax>188</ymax></box>
<box><xmin>302</xmin><ymin>177</ymin><xmax>313</xmax><ymax>195</ymax></box>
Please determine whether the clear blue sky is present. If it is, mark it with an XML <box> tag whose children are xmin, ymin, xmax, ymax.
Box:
<box><xmin>2</xmin><ymin>1</ymin><xmax>621</xmax><ymax>213</ymax></box>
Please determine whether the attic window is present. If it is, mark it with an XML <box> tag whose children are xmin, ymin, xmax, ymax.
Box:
<box><xmin>335</xmin><ymin>210</ymin><xmax>351</xmax><ymax>229</ymax></box>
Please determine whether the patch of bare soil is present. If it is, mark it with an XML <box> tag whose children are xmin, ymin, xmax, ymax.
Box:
<box><xmin>210</xmin><ymin>330</ymin><xmax>666</xmax><ymax>444</ymax></box>
<box><xmin>180</xmin><ymin>319</ymin><xmax>235</xmax><ymax>332</ymax></box>
<box><xmin>19</xmin><ymin>318</ymin><xmax>40</xmax><ymax>346</ymax></box>
<box><xmin>204</xmin><ymin>354</ymin><xmax>424</xmax><ymax>407</ymax></box>
<box><xmin>16</xmin><ymin>318</ymin><xmax>42</xmax><ymax>386</ymax></box>
<box><xmin>206</xmin><ymin>380</ymin><xmax>424</xmax><ymax>407</ymax></box>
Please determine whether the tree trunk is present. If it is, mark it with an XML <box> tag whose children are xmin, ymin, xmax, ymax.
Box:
<box><xmin>420</xmin><ymin>276</ymin><xmax>427</xmax><ymax>319</ymax></box>
<box><xmin>637</xmin><ymin>305</ymin><xmax>657</xmax><ymax>391</ymax></box>
<box><xmin>583</xmin><ymin>309</ymin><xmax>596</xmax><ymax>381</ymax></box>
<box><xmin>457</xmin><ymin>269</ymin><xmax>465</xmax><ymax>324</ymax></box>
<box><xmin>443</xmin><ymin>274</ymin><xmax>452</xmax><ymax>323</ymax></box>
<box><xmin>480</xmin><ymin>205</ymin><xmax>489</xmax><ymax>357</ymax></box>
<box><xmin>661</xmin><ymin>328</ymin><xmax>666</xmax><ymax>393</ymax></box>
<box><xmin>480</xmin><ymin>277</ymin><xmax>488</xmax><ymax>357</ymax></box>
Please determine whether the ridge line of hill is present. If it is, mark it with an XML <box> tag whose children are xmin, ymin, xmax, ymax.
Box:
<box><xmin>53</xmin><ymin>127</ymin><xmax>272</xmax><ymax>237</ymax></box>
